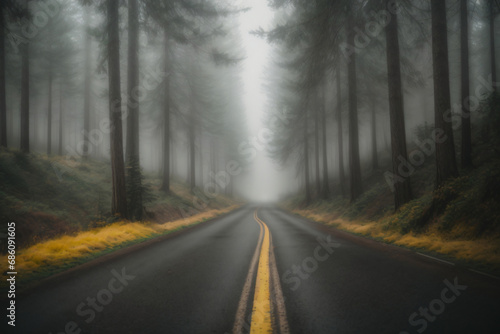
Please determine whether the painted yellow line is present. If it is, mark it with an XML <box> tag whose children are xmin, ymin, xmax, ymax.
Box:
<box><xmin>232</xmin><ymin>213</ymin><xmax>264</xmax><ymax>334</ymax></box>
<box><xmin>250</xmin><ymin>210</ymin><xmax>273</xmax><ymax>334</ymax></box>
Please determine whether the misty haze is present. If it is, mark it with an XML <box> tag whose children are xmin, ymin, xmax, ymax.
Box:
<box><xmin>1</xmin><ymin>0</ymin><xmax>500</xmax><ymax>333</ymax></box>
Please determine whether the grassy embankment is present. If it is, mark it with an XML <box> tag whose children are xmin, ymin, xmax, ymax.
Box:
<box><xmin>0</xmin><ymin>150</ymin><xmax>240</xmax><ymax>286</ymax></box>
<box><xmin>286</xmin><ymin>95</ymin><xmax>500</xmax><ymax>276</ymax></box>
<box><xmin>288</xmin><ymin>159</ymin><xmax>500</xmax><ymax>275</ymax></box>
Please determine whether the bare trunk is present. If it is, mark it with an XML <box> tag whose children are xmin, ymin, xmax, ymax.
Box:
<box><xmin>0</xmin><ymin>5</ymin><xmax>6</xmax><ymax>148</ymax></box>
<box><xmin>126</xmin><ymin>0</ymin><xmax>142</xmax><ymax>220</ymax></box>
<box><xmin>347</xmin><ymin>12</ymin><xmax>362</xmax><ymax>202</ymax></box>
<box><xmin>161</xmin><ymin>33</ymin><xmax>171</xmax><ymax>193</ymax></box>
<box><xmin>210</xmin><ymin>138</ymin><xmax>217</xmax><ymax>194</ymax></box>
<box><xmin>314</xmin><ymin>94</ymin><xmax>320</xmax><ymax>195</ymax></box>
<box><xmin>20</xmin><ymin>22</ymin><xmax>30</xmax><ymax>153</ymax></box>
<box><xmin>58</xmin><ymin>84</ymin><xmax>63</xmax><ymax>156</ymax></box>
<box><xmin>431</xmin><ymin>0</ymin><xmax>459</xmax><ymax>187</ymax></box>
<box><xmin>461</xmin><ymin>0</ymin><xmax>472</xmax><ymax>168</ymax></box>
<box><xmin>47</xmin><ymin>68</ymin><xmax>52</xmax><ymax>155</ymax></box>
<box><xmin>370</xmin><ymin>102</ymin><xmax>378</xmax><ymax>171</ymax></box>
<box><xmin>126</xmin><ymin>0</ymin><xmax>139</xmax><ymax>163</ymax></box>
<box><xmin>385</xmin><ymin>4</ymin><xmax>412</xmax><ymax>209</ymax></box>
<box><xmin>107</xmin><ymin>0</ymin><xmax>128</xmax><ymax>218</ymax></box>
<box><xmin>304</xmin><ymin>109</ymin><xmax>311</xmax><ymax>205</ymax></box>
<box><xmin>83</xmin><ymin>8</ymin><xmax>91</xmax><ymax>159</ymax></box>
<box><xmin>336</xmin><ymin>66</ymin><xmax>346</xmax><ymax>198</ymax></box>
<box><xmin>321</xmin><ymin>83</ymin><xmax>329</xmax><ymax>199</ymax></box>
<box><xmin>490</xmin><ymin>0</ymin><xmax>497</xmax><ymax>88</ymax></box>
<box><xmin>189</xmin><ymin>107</ymin><xmax>196</xmax><ymax>192</ymax></box>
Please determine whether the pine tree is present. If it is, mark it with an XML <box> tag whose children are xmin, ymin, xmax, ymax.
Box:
<box><xmin>431</xmin><ymin>0</ymin><xmax>458</xmax><ymax>188</ymax></box>
<box><xmin>107</xmin><ymin>0</ymin><xmax>128</xmax><ymax>218</ymax></box>
<box><xmin>385</xmin><ymin>0</ymin><xmax>412</xmax><ymax>209</ymax></box>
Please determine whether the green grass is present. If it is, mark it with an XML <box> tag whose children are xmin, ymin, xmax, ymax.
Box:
<box><xmin>284</xmin><ymin>93</ymin><xmax>500</xmax><ymax>274</ymax></box>
<box><xmin>6</xmin><ymin>209</ymin><xmax>233</xmax><ymax>292</ymax></box>
<box><xmin>0</xmin><ymin>149</ymin><xmax>239</xmax><ymax>251</ymax></box>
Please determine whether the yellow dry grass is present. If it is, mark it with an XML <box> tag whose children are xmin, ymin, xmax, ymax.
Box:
<box><xmin>294</xmin><ymin>209</ymin><xmax>500</xmax><ymax>266</ymax></box>
<box><xmin>3</xmin><ymin>206</ymin><xmax>239</xmax><ymax>278</ymax></box>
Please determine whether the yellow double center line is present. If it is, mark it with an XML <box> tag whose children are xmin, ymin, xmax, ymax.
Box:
<box><xmin>251</xmin><ymin>211</ymin><xmax>272</xmax><ymax>333</ymax></box>
<box><xmin>233</xmin><ymin>208</ymin><xmax>289</xmax><ymax>334</ymax></box>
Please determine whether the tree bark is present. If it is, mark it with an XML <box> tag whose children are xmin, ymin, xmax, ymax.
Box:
<box><xmin>0</xmin><ymin>5</ymin><xmax>6</xmax><ymax>148</ymax></box>
<box><xmin>385</xmin><ymin>5</ymin><xmax>412</xmax><ymax>209</ymax></box>
<box><xmin>161</xmin><ymin>32</ymin><xmax>171</xmax><ymax>193</ymax></box>
<box><xmin>336</xmin><ymin>66</ymin><xmax>346</xmax><ymax>198</ymax></box>
<box><xmin>370</xmin><ymin>101</ymin><xmax>378</xmax><ymax>171</ymax></box>
<box><xmin>347</xmin><ymin>12</ymin><xmax>362</xmax><ymax>202</ymax></box>
<box><xmin>314</xmin><ymin>92</ymin><xmax>321</xmax><ymax>196</ymax></box>
<box><xmin>126</xmin><ymin>0</ymin><xmax>142</xmax><ymax>220</ymax></box>
<box><xmin>126</xmin><ymin>0</ymin><xmax>139</xmax><ymax>162</ymax></box>
<box><xmin>83</xmin><ymin>7</ymin><xmax>91</xmax><ymax>159</ymax></box>
<box><xmin>431</xmin><ymin>0</ymin><xmax>458</xmax><ymax>187</ymax></box>
<box><xmin>20</xmin><ymin>7</ymin><xmax>30</xmax><ymax>153</ymax></box>
<box><xmin>58</xmin><ymin>83</ymin><xmax>63</xmax><ymax>156</ymax></box>
<box><xmin>461</xmin><ymin>0</ymin><xmax>472</xmax><ymax>169</ymax></box>
<box><xmin>210</xmin><ymin>138</ymin><xmax>217</xmax><ymax>194</ymax></box>
<box><xmin>188</xmin><ymin>51</ymin><xmax>197</xmax><ymax>192</ymax></box>
<box><xmin>197</xmin><ymin>132</ymin><xmax>202</xmax><ymax>185</ymax></box>
<box><xmin>490</xmin><ymin>0</ymin><xmax>497</xmax><ymax>88</ymax></box>
<box><xmin>47</xmin><ymin>66</ymin><xmax>52</xmax><ymax>155</ymax></box>
<box><xmin>189</xmin><ymin>105</ymin><xmax>196</xmax><ymax>192</ymax></box>
<box><xmin>107</xmin><ymin>0</ymin><xmax>128</xmax><ymax>218</ymax></box>
<box><xmin>321</xmin><ymin>83</ymin><xmax>329</xmax><ymax>199</ymax></box>
<box><xmin>304</xmin><ymin>108</ymin><xmax>311</xmax><ymax>205</ymax></box>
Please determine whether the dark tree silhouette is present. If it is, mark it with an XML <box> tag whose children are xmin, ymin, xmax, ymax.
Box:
<box><xmin>431</xmin><ymin>0</ymin><xmax>458</xmax><ymax>187</ymax></box>
<box><xmin>461</xmin><ymin>0</ymin><xmax>472</xmax><ymax>169</ymax></box>
<box><xmin>107</xmin><ymin>0</ymin><xmax>128</xmax><ymax>218</ymax></box>
<box><xmin>385</xmin><ymin>0</ymin><xmax>412</xmax><ymax>209</ymax></box>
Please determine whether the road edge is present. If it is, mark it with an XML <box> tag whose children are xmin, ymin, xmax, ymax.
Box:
<box><xmin>279</xmin><ymin>207</ymin><xmax>500</xmax><ymax>281</ymax></box>
<box><xmin>15</xmin><ymin>205</ymin><xmax>247</xmax><ymax>298</ymax></box>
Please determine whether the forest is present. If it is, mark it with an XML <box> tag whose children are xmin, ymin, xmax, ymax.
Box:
<box><xmin>0</xmin><ymin>0</ymin><xmax>500</xmax><ymax>333</ymax></box>
<box><xmin>0</xmin><ymin>1</ymin><xmax>500</xmax><ymax>332</ymax></box>
<box><xmin>1</xmin><ymin>0</ymin><xmax>500</xmax><ymax>263</ymax></box>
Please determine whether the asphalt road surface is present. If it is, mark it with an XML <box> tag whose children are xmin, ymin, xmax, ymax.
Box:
<box><xmin>9</xmin><ymin>205</ymin><xmax>500</xmax><ymax>334</ymax></box>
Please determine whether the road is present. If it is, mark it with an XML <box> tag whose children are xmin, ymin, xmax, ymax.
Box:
<box><xmin>11</xmin><ymin>205</ymin><xmax>500</xmax><ymax>334</ymax></box>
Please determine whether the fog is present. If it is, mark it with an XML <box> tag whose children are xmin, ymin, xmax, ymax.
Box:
<box><xmin>1</xmin><ymin>0</ymin><xmax>498</xmax><ymax>208</ymax></box>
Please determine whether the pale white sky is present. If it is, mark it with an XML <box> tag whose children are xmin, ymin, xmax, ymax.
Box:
<box><xmin>239</xmin><ymin>0</ymin><xmax>272</xmax><ymax>132</ymax></box>
<box><xmin>238</xmin><ymin>0</ymin><xmax>293</xmax><ymax>202</ymax></box>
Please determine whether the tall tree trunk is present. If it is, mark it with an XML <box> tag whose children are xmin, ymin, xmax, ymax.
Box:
<box><xmin>210</xmin><ymin>138</ymin><xmax>217</xmax><ymax>194</ymax></box>
<box><xmin>107</xmin><ymin>0</ymin><xmax>128</xmax><ymax>218</ymax></box>
<box><xmin>83</xmin><ymin>8</ymin><xmax>91</xmax><ymax>159</ymax></box>
<box><xmin>490</xmin><ymin>0</ymin><xmax>497</xmax><ymax>88</ymax></box>
<box><xmin>47</xmin><ymin>67</ymin><xmax>52</xmax><ymax>155</ymax></box>
<box><xmin>304</xmin><ymin>109</ymin><xmax>311</xmax><ymax>205</ymax></box>
<box><xmin>188</xmin><ymin>50</ymin><xmax>198</xmax><ymax>192</ymax></box>
<box><xmin>33</xmin><ymin>98</ymin><xmax>37</xmax><ymax>150</ymax></box>
<box><xmin>314</xmin><ymin>93</ymin><xmax>321</xmax><ymax>196</ymax></box>
<box><xmin>126</xmin><ymin>0</ymin><xmax>139</xmax><ymax>162</ymax></box>
<box><xmin>336</xmin><ymin>66</ymin><xmax>346</xmax><ymax>198</ymax></box>
<box><xmin>461</xmin><ymin>0</ymin><xmax>472</xmax><ymax>169</ymax></box>
<box><xmin>370</xmin><ymin>102</ymin><xmax>378</xmax><ymax>171</ymax></box>
<box><xmin>20</xmin><ymin>8</ymin><xmax>30</xmax><ymax>153</ymax></box>
<box><xmin>189</xmin><ymin>106</ymin><xmax>196</xmax><ymax>192</ymax></box>
<box><xmin>0</xmin><ymin>5</ymin><xmax>6</xmax><ymax>148</ymax></box>
<box><xmin>431</xmin><ymin>0</ymin><xmax>459</xmax><ymax>187</ymax></box>
<box><xmin>126</xmin><ymin>0</ymin><xmax>142</xmax><ymax>220</ymax></box>
<box><xmin>347</xmin><ymin>12</ymin><xmax>362</xmax><ymax>202</ymax></box>
<box><xmin>58</xmin><ymin>83</ymin><xmax>63</xmax><ymax>156</ymax></box>
<box><xmin>385</xmin><ymin>4</ymin><xmax>412</xmax><ymax>209</ymax></box>
<box><xmin>321</xmin><ymin>83</ymin><xmax>329</xmax><ymax>199</ymax></box>
<box><xmin>198</xmin><ymin>131</ymin><xmax>205</xmax><ymax>184</ymax></box>
<box><xmin>161</xmin><ymin>32</ymin><xmax>171</xmax><ymax>193</ymax></box>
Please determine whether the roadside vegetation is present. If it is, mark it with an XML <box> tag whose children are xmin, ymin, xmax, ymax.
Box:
<box><xmin>285</xmin><ymin>93</ymin><xmax>500</xmax><ymax>276</ymax></box>
<box><xmin>0</xmin><ymin>151</ymin><xmax>240</xmax><ymax>286</ymax></box>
